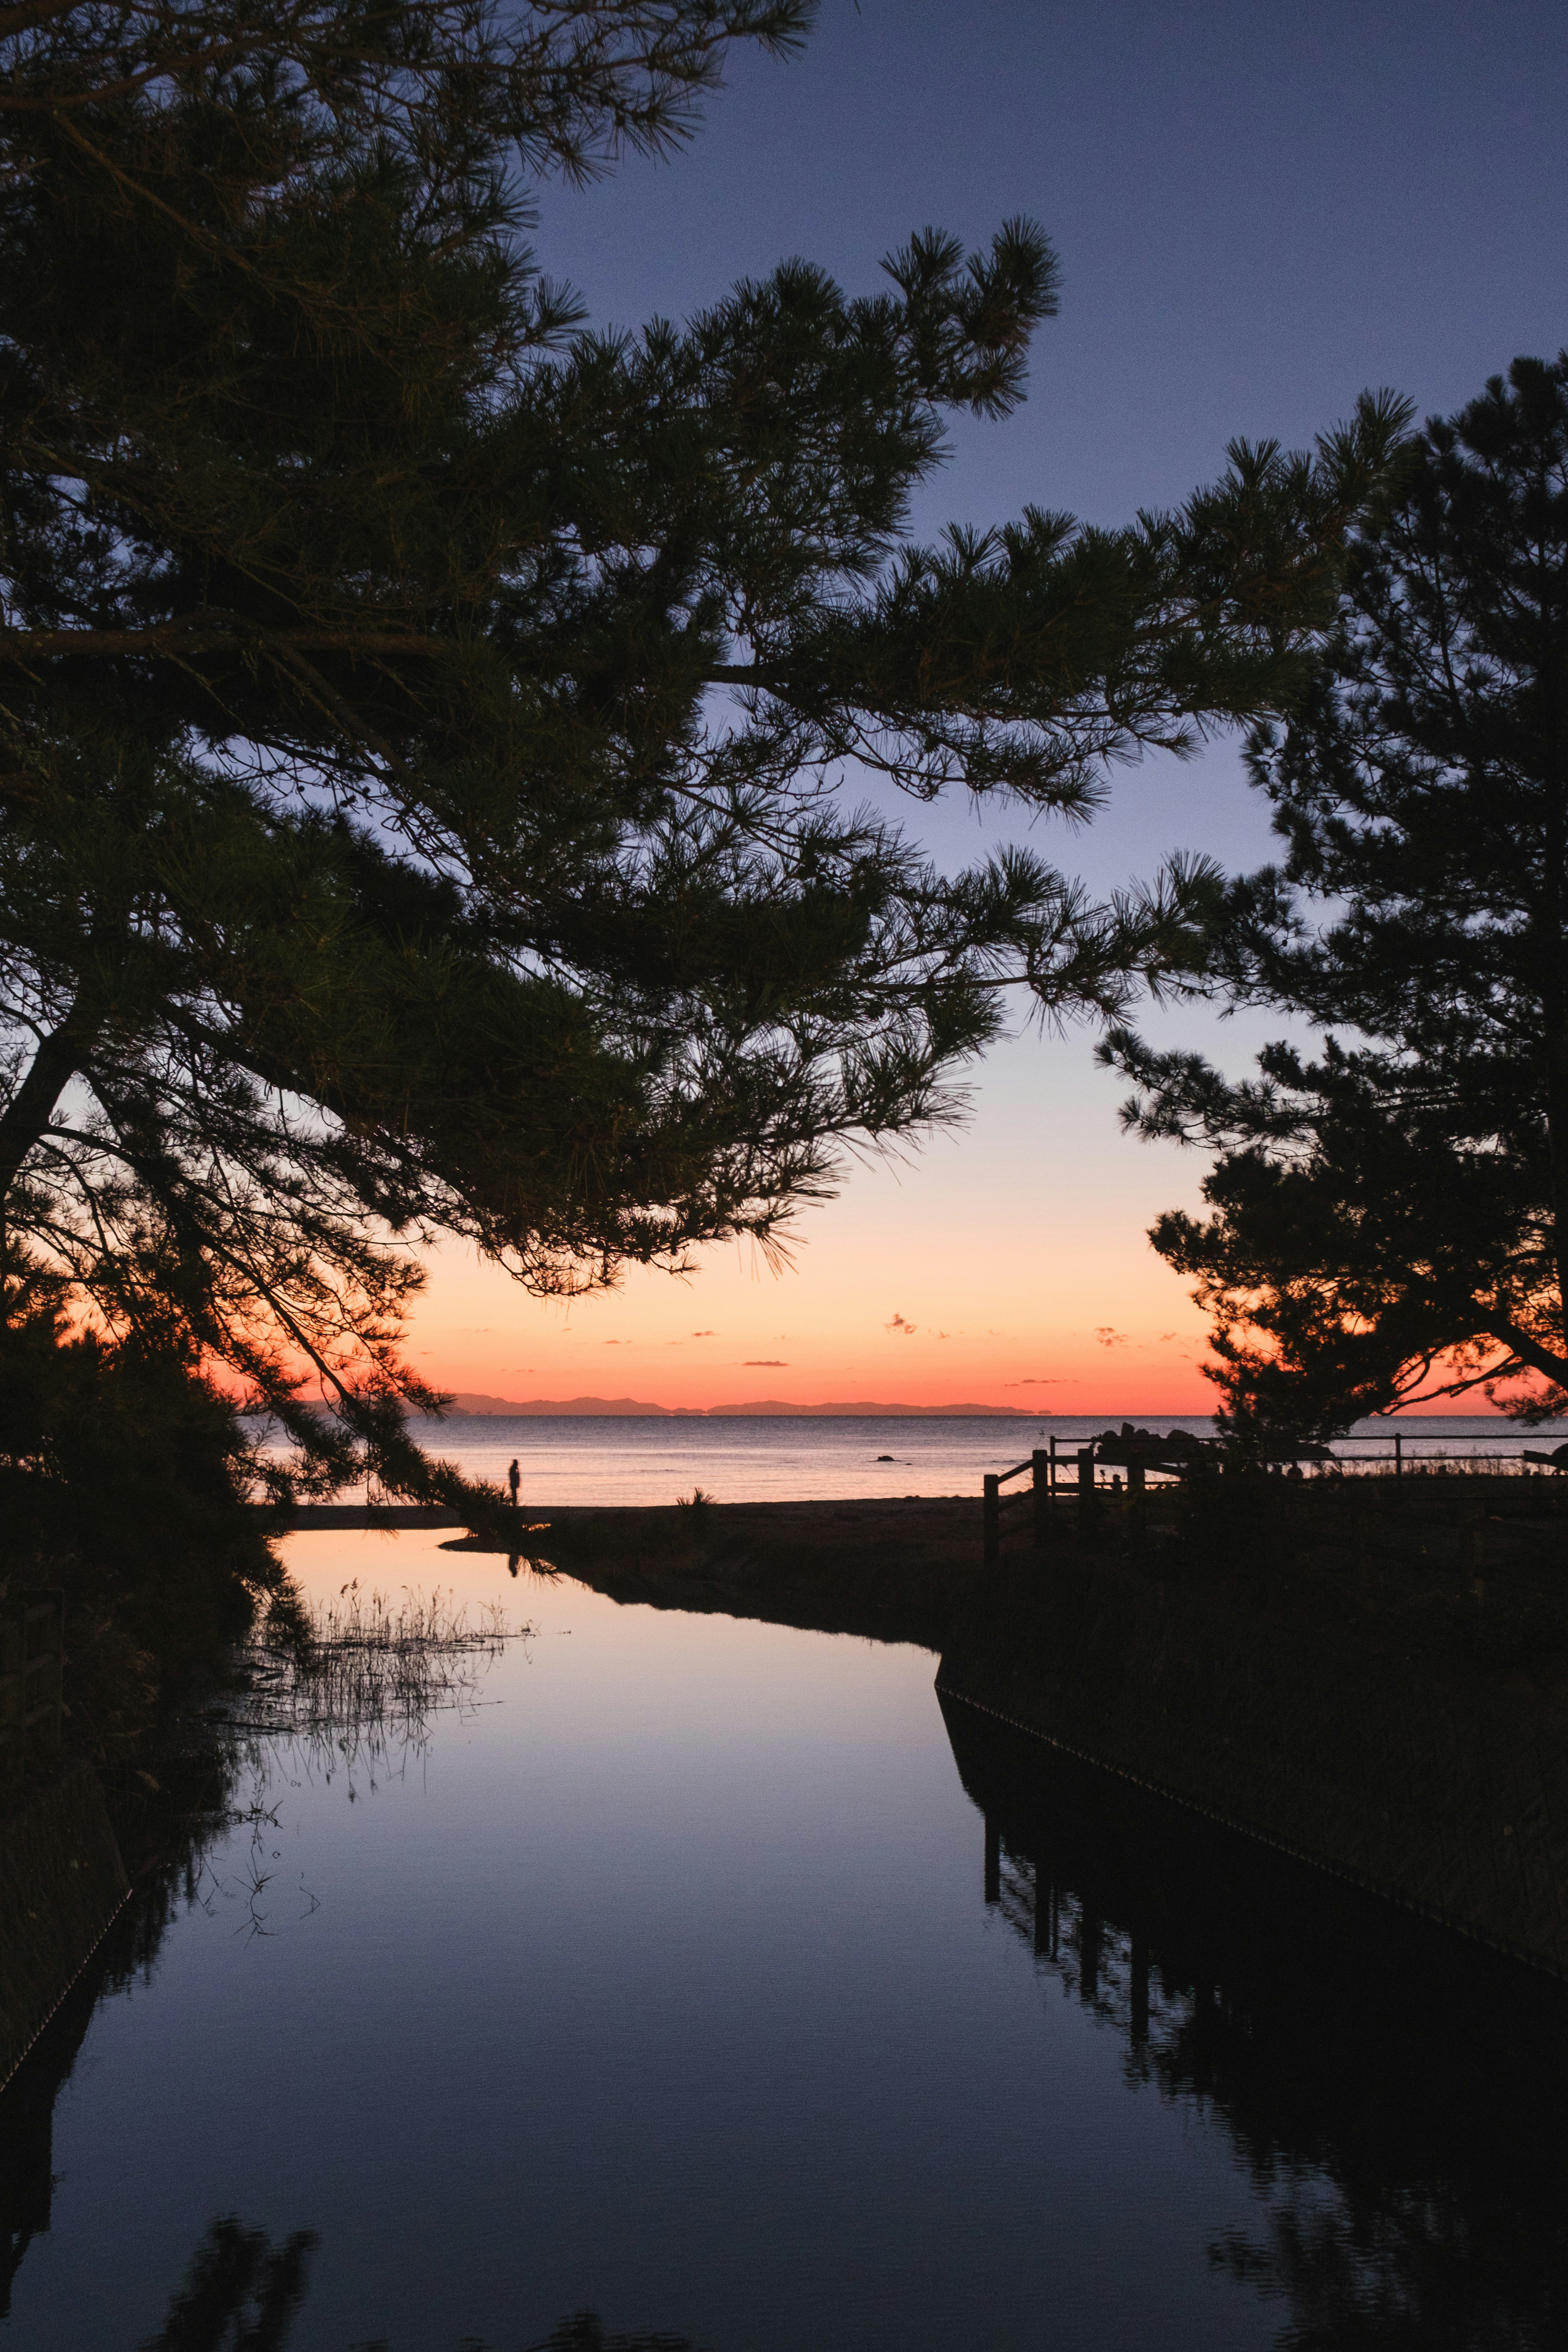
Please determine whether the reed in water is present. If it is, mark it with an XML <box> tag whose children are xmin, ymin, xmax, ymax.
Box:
<box><xmin>212</xmin><ymin>1583</ymin><xmax>527</xmax><ymax>1787</ymax></box>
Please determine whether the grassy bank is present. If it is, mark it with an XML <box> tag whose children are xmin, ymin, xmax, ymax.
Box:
<box><xmin>448</xmin><ymin>1495</ymin><xmax>988</xmax><ymax>1652</ymax></box>
<box><xmin>1078</xmin><ymin>1469</ymin><xmax>1568</xmax><ymax>1693</ymax></box>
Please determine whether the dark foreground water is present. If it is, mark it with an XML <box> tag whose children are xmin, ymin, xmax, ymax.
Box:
<box><xmin>4</xmin><ymin>1532</ymin><xmax>1566</xmax><ymax>2350</ymax></box>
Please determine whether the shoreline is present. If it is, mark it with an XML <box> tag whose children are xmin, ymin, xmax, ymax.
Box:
<box><xmin>256</xmin><ymin>1495</ymin><xmax>976</xmax><ymax>1530</ymax></box>
<box><xmin>456</xmin><ymin>1497</ymin><xmax>985</xmax><ymax>1650</ymax></box>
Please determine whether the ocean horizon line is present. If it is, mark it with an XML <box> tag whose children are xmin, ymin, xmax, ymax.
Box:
<box><xmin>434</xmin><ymin>1392</ymin><xmax>1042</xmax><ymax>1418</ymax></box>
<box><xmin>420</xmin><ymin>1393</ymin><xmax>1519</xmax><ymax>1422</ymax></box>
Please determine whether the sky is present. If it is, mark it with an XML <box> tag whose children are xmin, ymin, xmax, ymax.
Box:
<box><xmin>410</xmin><ymin>0</ymin><xmax>1568</xmax><ymax>1412</ymax></box>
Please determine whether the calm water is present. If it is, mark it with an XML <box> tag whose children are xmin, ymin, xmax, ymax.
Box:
<box><xmin>394</xmin><ymin>1411</ymin><xmax>1568</xmax><ymax>1505</ymax></box>
<box><xmin>4</xmin><ymin>1531</ymin><xmax>1566</xmax><ymax>2349</ymax></box>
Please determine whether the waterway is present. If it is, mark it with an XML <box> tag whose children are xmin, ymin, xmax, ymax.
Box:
<box><xmin>3</xmin><ymin>1530</ymin><xmax>1565</xmax><ymax>2349</ymax></box>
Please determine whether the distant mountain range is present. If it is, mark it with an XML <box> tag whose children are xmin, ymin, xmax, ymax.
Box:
<box><xmin>440</xmin><ymin>1392</ymin><xmax>1036</xmax><ymax>1418</ymax></box>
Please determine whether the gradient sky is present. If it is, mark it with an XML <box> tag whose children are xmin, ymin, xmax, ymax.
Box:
<box><xmin>411</xmin><ymin>0</ymin><xmax>1568</xmax><ymax>1412</ymax></box>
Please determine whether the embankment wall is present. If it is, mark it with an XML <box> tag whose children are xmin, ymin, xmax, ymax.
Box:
<box><xmin>937</xmin><ymin>1553</ymin><xmax>1568</xmax><ymax>1973</ymax></box>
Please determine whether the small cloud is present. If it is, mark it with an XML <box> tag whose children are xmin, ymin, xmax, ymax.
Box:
<box><xmin>603</xmin><ymin>1339</ymin><xmax>625</xmax><ymax>1346</ymax></box>
<box><xmin>743</xmin><ymin>1359</ymin><xmax>788</xmax><ymax>1366</ymax></box>
<box><xmin>1006</xmin><ymin>1378</ymin><xmax>1061</xmax><ymax>1387</ymax></box>
<box><xmin>936</xmin><ymin>1330</ymin><xmax>952</xmax><ymax>1341</ymax></box>
<box><xmin>886</xmin><ymin>1312</ymin><xmax>917</xmax><ymax>1336</ymax></box>
<box><xmin>1094</xmin><ymin>1326</ymin><xmax>1128</xmax><ymax>1349</ymax></box>
<box><xmin>1158</xmin><ymin>1331</ymin><xmax>1178</xmax><ymax>1343</ymax></box>
<box><xmin>692</xmin><ymin>1330</ymin><xmax>716</xmax><ymax>1337</ymax></box>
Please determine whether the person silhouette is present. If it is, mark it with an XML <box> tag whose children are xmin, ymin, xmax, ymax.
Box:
<box><xmin>508</xmin><ymin>1458</ymin><xmax>521</xmax><ymax>1509</ymax></box>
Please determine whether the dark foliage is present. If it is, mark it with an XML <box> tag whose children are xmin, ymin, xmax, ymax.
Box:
<box><xmin>0</xmin><ymin>1</ymin><xmax>1404</xmax><ymax>1511</ymax></box>
<box><xmin>1107</xmin><ymin>356</ymin><xmax>1568</xmax><ymax>1439</ymax></box>
<box><xmin>0</xmin><ymin>1267</ymin><xmax>278</xmax><ymax>1740</ymax></box>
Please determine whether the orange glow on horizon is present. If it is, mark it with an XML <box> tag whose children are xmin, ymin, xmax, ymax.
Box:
<box><xmin>397</xmin><ymin>1031</ymin><xmax>1513</xmax><ymax>1423</ymax></box>
<box><xmin>403</xmin><ymin>1224</ymin><xmax>1223</xmax><ymax>1417</ymax></box>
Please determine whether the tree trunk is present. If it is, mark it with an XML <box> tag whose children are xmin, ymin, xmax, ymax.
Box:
<box><xmin>0</xmin><ymin>1005</ymin><xmax>90</xmax><ymax>1243</ymax></box>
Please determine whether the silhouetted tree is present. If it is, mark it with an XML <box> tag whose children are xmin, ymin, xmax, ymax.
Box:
<box><xmin>0</xmin><ymin>1267</ymin><xmax>276</xmax><ymax>1711</ymax></box>
<box><xmin>1107</xmin><ymin>357</ymin><xmax>1568</xmax><ymax>1439</ymax></box>
<box><xmin>0</xmin><ymin>1</ymin><xmax>1405</xmax><ymax>1505</ymax></box>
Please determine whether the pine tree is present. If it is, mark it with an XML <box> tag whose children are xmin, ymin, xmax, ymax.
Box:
<box><xmin>1107</xmin><ymin>358</ymin><xmax>1568</xmax><ymax>1439</ymax></box>
<box><xmin>0</xmin><ymin>0</ymin><xmax>1403</xmax><ymax>1503</ymax></box>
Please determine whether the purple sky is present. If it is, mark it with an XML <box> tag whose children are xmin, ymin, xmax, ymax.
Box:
<box><xmin>539</xmin><ymin>0</ymin><xmax>1565</xmax><ymax>536</ymax></box>
<box><xmin>414</xmin><ymin>1</ymin><xmax>1568</xmax><ymax>1406</ymax></box>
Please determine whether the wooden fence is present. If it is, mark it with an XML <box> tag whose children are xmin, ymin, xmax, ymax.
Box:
<box><xmin>983</xmin><ymin>1440</ymin><xmax>1198</xmax><ymax>1561</ymax></box>
<box><xmin>982</xmin><ymin>1452</ymin><xmax>1053</xmax><ymax>1563</ymax></box>
<box><xmin>980</xmin><ymin>1432</ymin><xmax>1568</xmax><ymax>1559</ymax></box>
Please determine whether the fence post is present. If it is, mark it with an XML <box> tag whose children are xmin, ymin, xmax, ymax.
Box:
<box><xmin>1394</xmin><ymin>1431</ymin><xmax>1403</xmax><ymax>1483</ymax></box>
<box><xmin>1031</xmin><ymin>1450</ymin><xmax>1050</xmax><ymax>1549</ymax></box>
<box><xmin>983</xmin><ymin>1473</ymin><xmax>1000</xmax><ymax>1563</ymax></box>
<box><xmin>1077</xmin><ymin>1447</ymin><xmax>1096</xmax><ymax>1512</ymax></box>
<box><xmin>1049</xmin><ymin>1434</ymin><xmax>1057</xmax><ymax>1493</ymax></box>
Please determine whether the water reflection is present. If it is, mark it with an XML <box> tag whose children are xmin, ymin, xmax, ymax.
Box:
<box><xmin>521</xmin><ymin>2324</ymin><xmax>700</xmax><ymax>2352</ymax></box>
<box><xmin>2</xmin><ymin>1844</ymin><xmax>216</xmax><ymax>2321</ymax></box>
<box><xmin>3</xmin><ymin>1584</ymin><xmax>524</xmax><ymax>2319</ymax></box>
<box><xmin>0</xmin><ymin>1973</ymin><xmax>79</xmax><ymax>2317</ymax></box>
<box><xmin>217</xmin><ymin>1583</ymin><xmax>522</xmax><ymax>1774</ymax></box>
<box><xmin>15</xmin><ymin>1584</ymin><xmax>1568</xmax><ymax>2348</ymax></box>
<box><xmin>943</xmin><ymin>1691</ymin><xmax>1568</xmax><ymax>2350</ymax></box>
<box><xmin>135</xmin><ymin>2218</ymin><xmax>701</xmax><ymax>2352</ymax></box>
<box><xmin>137</xmin><ymin>2216</ymin><xmax>318</xmax><ymax>2351</ymax></box>
<box><xmin>4</xmin><ymin>1780</ymin><xmax>713</xmax><ymax>2350</ymax></box>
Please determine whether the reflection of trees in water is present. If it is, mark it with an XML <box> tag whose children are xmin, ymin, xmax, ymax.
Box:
<box><xmin>136</xmin><ymin>2216</ymin><xmax>317</xmax><ymax>2352</ymax></box>
<box><xmin>0</xmin><ymin>1973</ymin><xmax>81</xmax><ymax>2316</ymax></box>
<box><xmin>4</xmin><ymin>1582</ymin><xmax>527</xmax><ymax>2312</ymax></box>
<box><xmin>523</xmin><ymin>2320</ymin><xmax>702</xmax><ymax>2352</ymax></box>
<box><xmin>135</xmin><ymin>2218</ymin><xmax>702</xmax><ymax>2352</ymax></box>
<box><xmin>1212</xmin><ymin>2198</ymin><xmax>1533</xmax><ymax>2352</ymax></box>
<box><xmin>1</xmin><ymin>1778</ymin><xmax>235</xmax><ymax>2321</ymax></box>
<box><xmin>956</xmin><ymin>1694</ymin><xmax>1568</xmax><ymax>2351</ymax></box>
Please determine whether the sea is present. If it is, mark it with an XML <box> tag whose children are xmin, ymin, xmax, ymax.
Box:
<box><xmin>379</xmin><ymin>1410</ymin><xmax>1566</xmax><ymax>1506</ymax></box>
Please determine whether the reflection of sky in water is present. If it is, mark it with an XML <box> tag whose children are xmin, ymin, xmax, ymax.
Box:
<box><xmin>7</xmin><ymin>1531</ymin><xmax>1565</xmax><ymax>2349</ymax></box>
<box><xmin>259</xmin><ymin>1411</ymin><xmax>1568</xmax><ymax>1507</ymax></box>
